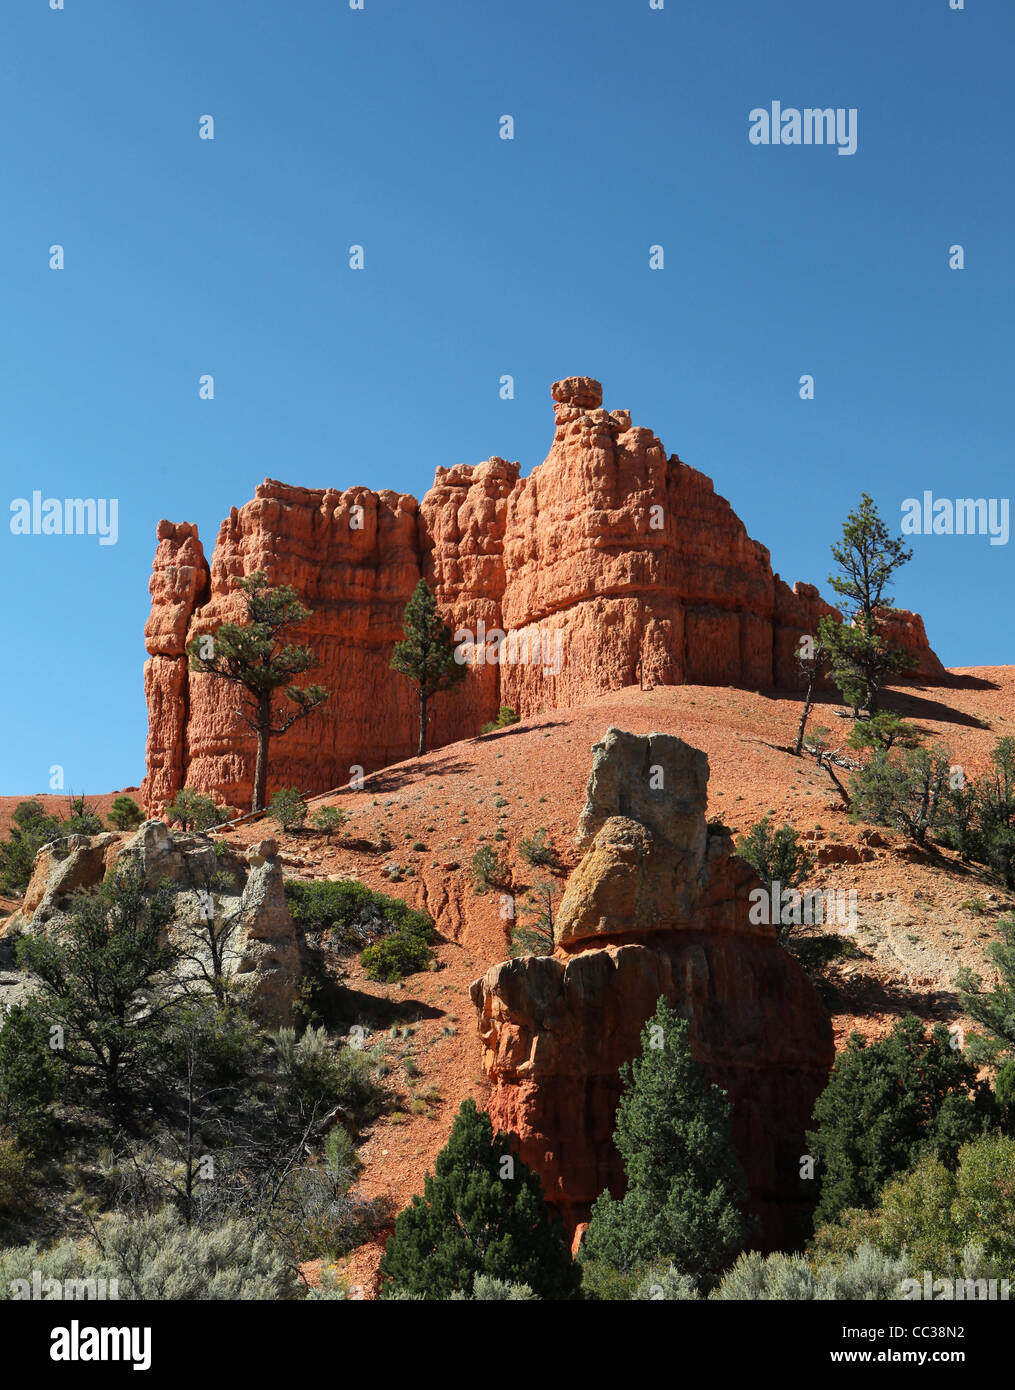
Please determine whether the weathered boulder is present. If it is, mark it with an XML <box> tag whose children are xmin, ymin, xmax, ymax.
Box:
<box><xmin>471</xmin><ymin>729</ymin><xmax>835</xmax><ymax>1250</ymax></box>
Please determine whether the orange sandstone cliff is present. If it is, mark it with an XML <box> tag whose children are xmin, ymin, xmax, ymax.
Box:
<box><xmin>142</xmin><ymin>377</ymin><xmax>945</xmax><ymax>813</ymax></box>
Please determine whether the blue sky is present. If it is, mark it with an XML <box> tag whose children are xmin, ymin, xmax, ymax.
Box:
<box><xmin>1</xmin><ymin>0</ymin><xmax>1011</xmax><ymax>794</ymax></box>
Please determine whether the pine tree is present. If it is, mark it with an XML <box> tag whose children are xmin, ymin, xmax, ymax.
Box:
<box><xmin>390</xmin><ymin>579</ymin><xmax>465</xmax><ymax>757</ymax></box>
<box><xmin>187</xmin><ymin>571</ymin><xmax>328</xmax><ymax>812</ymax></box>
<box><xmin>580</xmin><ymin>998</ymin><xmax>750</xmax><ymax>1291</ymax></box>
<box><xmin>379</xmin><ymin>1098</ymin><xmax>580</xmax><ymax>1299</ymax></box>
<box><xmin>817</xmin><ymin>493</ymin><xmax>913</xmax><ymax>716</ymax></box>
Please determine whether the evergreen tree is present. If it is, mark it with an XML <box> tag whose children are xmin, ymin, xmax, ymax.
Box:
<box><xmin>580</xmin><ymin>998</ymin><xmax>750</xmax><ymax>1291</ymax></box>
<box><xmin>817</xmin><ymin>493</ymin><xmax>913</xmax><ymax>716</ymax></box>
<box><xmin>848</xmin><ymin>744</ymin><xmax>951</xmax><ymax>846</ymax></box>
<box><xmin>16</xmin><ymin>867</ymin><xmax>180</xmax><ymax>1111</ymax></box>
<box><xmin>187</xmin><ymin>571</ymin><xmax>329</xmax><ymax>812</ymax></box>
<box><xmin>390</xmin><ymin>579</ymin><xmax>466</xmax><ymax>756</ymax></box>
<box><xmin>379</xmin><ymin>1098</ymin><xmax>580</xmax><ymax>1299</ymax></box>
<box><xmin>734</xmin><ymin>817</ymin><xmax>813</xmax><ymax>943</ymax></box>
<box><xmin>807</xmin><ymin>1015</ymin><xmax>994</xmax><ymax>1226</ymax></box>
<box><xmin>107</xmin><ymin>795</ymin><xmax>145</xmax><ymax>831</ymax></box>
<box><xmin>0</xmin><ymin>801</ymin><xmax>64</xmax><ymax>895</ymax></box>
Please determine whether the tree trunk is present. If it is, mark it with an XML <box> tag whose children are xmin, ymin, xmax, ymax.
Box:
<box><xmin>253</xmin><ymin>695</ymin><xmax>271</xmax><ymax>811</ymax></box>
<box><xmin>794</xmin><ymin>674</ymin><xmax>815</xmax><ymax>756</ymax></box>
<box><xmin>418</xmin><ymin>690</ymin><xmax>427</xmax><ymax>757</ymax></box>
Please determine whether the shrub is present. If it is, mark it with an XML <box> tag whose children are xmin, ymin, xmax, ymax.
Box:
<box><xmin>450</xmin><ymin>1274</ymin><xmax>538</xmax><ymax>1300</ymax></box>
<box><xmin>713</xmin><ymin>1251</ymin><xmax>820</xmax><ymax>1301</ymax></box>
<box><xmin>0</xmin><ymin>1128</ymin><xmax>31</xmax><ymax>1218</ymax></box>
<box><xmin>0</xmin><ymin>1207</ymin><xmax>296</xmax><ymax>1300</ymax></box>
<box><xmin>360</xmin><ymin>928</ymin><xmax>435</xmax><ymax>983</ymax></box>
<box><xmin>107</xmin><ymin>795</ymin><xmax>145</xmax><ymax>831</ymax></box>
<box><xmin>518</xmin><ymin>827</ymin><xmax>557</xmax><ymax>868</ymax></box>
<box><xmin>734</xmin><ymin>818</ymin><xmax>814</xmax><ymax>943</ymax></box>
<box><xmin>379</xmin><ymin>1099</ymin><xmax>580</xmax><ymax>1300</ymax></box>
<box><xmin>812</xmin><ymin>1134</ymin><xmax>1015</xmax><ymax>1281</ymax></box>
<box><xmin>0</xmin><ymin>801</ymin><xmax>62</xmax><ymax>895</ymax></box>
<box><xmin>471</xmin><ymin>844</ymin><xmax>508</xmax><ymax>892</ymax></box>
<box><xmin>480</xmin><ymin>706</ymin><xmax>521</xmax><ymax>735</ymax></box>
<box><xmin>324</xmin><ymin>1127</ymin><xmax>360</xmax><ymax>1191</ymax></box>
<box><xmin>631</xmin><ymin>1266</ymin><xmax>701</xmax><ymax>1301</ymax></box>
<box><xmin>310</xmin><ymin>805</ymin><xmax>348</xmax><ymax>839</ymax></box>
<box><xmin>508</xmin><ymin>882</ymin><xmax>556</xmax><ymax>957</ymax></box>
<box><xmin>0</xmin><ymin>1001</ymin><xmax>63</xmax><ymax>1150</ymax></box>
<box><xmin>269</xmin><ymin>788</ymin><xmax>308</xmax><ymax>832</ymax></box>
<box><xmin>165</xmin><ymin>788</ymin><xmax>234</xmax><ymax>833</ymax></box>
<box><xmin>848</xmin><ymin>746</ymin><xmax>951</xmax><ymax>846</ymax></box>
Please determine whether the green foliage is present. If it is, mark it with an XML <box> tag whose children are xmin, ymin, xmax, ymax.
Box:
<box><xmin>0</xmin><ymin>1129</ymin><xmax>31</xmax><ymax>1219</ymax></box>
<box><xmin>847</xmin><ymin>713</ymin><xmax>922</xmax><ymax>754</ymax></box>
<box><xmin>379</xmin><ymin>1098</ymin><xmax>581</xmax><ymax>1300</ymax></box>
<box><xmin>806</xmin><ymin>1015</ymin><xmax>995</xmax><ymax>1226</ymax></box>
<box><xmin>956</xmin><ymin>914</ymin><xmax>1015</xmax><ymax>1063</ymax></box>
<box><xmin>471</xmin><ymin>843</ymin><xmax>508</xmax><ymax>892</ymax></box>
<box><xmin>713</xmin><ymin>1250</ymin><xmax>821</xmax><ymax>1300</ymax></box>
<box><xmin>390</xmin><ymin>579</ymin><xmax>466</xmax><ymax>756</ymax></box>
<box><xmin>284</xmin><ymin>876</ymin><xmax>430</xmax><ymax>942</ymax></box>
<box><xmin>580</xmin><ymin>998</ymin><xmax>750</xmax><ymax>1291</ymax></box>
<box><xmin>508</xmin><ymin>881</ymin><xmax>556</xmax><ymax>957</ymax></box>
<box><xmin>518</xmin><ymin>827</ymin><xmax>557</xmax><ymax>867</ymax></box>
<box><xmin>812</xmin><ymin>1135</ymin><xmax>1015</xmax><ymax>1281</ymax></box>
<box><xmin>360</xmin><ymin>927</ymin><xmax>435</xmax><ymax>983</ymax></box>
<box><xmin>817</xmin><ymin>492</ymin><xmax>913</xmax><ymax>714</ymax></box>
<box><xmin>107</xmin><ymin>795</ymin><xmax>145</xmax><ymax>831</ymax></box>
<box><xmin>324</xmin><ymin>1126</ymin><xmax>360</xmax><ymax>1191</ymax></box>
<box><xmin>0</xmin><ymin>1001</ymin><xmax>63</xmax><ymax>1151</ymax></box>
<box><xmin>187</xmin><ymin>571</ymin><xmax>329</xmax><ymax>812</ymax></box>
<box><xmin>0</xmin><ymin>801</ymin><xmax>62</xmax><ymax>895</ymax></box>
<box><xmin>480</xmin><ymin>706</ymin><xmax>521</xmax><ymax>735</ymax></box>
<box><xmin>274</xmin><ymin>1025</ymin><xmax>381</xmax><ymax>1128</ymax></box>
<box><xmin>286</xmin><ymin>877</ymin><xmax>437</xmax><ymax>983</ymax></box>
<box><xmin>848</xmin><ymin>745</ymin><xmax>952</xmax><ymax>846</ymax></box>
<box><xmin>15</xmin><ymin>866</ymin><xmax>179</xmax><ymax>1109</ymax></box>
<box><xmin>0</xmin><ymin>1206</ymin><xmax>297</xmax><ymax>1300</ymax></box>
<box><xmin>284</xmin><ymin>878</ymin><xmax>436</xmax><ymax>984</ymax></box>
<box><xmin>631</xmin><ymin>1265</ymin><xmax>701</xmax><ymax>1300</ymax></box>
<box><xmin>310</xmin><ymin>805</ymin><xmax>348</xmax><ymax>838</ymax></box>
<box><xmin>450</xmin><ymin>1274</ymin><xmax>538</xmax><ymax>1300</ymax></box>
<box><xmin>62</xmin><ymin>797</ymin><xmax>105</xmax><ymax>836</ymax></box>
<box><xmin>268</xmin><ymin>787</ymin><xmax>308</xmax><ymax>832</ymax></box>
<box><xmin>733</xmin><ymin>817</ymin><xmax>814</xmax><ymax>942</ymax></box>
<box><xmin>165</xmin><ymin>788</ymin><xmax>234</xmax><ymax>832</ymax></box>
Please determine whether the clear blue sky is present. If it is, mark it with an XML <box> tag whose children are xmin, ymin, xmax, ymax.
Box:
<box><xmin>1</xmin><ymin>0</ymin><xmax>1011</xmax><ymax>794</ymax></box>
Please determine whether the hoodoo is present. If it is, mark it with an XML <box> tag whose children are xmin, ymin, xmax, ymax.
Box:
<box><xmin>471</xmin><ymin>727</ymin><xmax>836</xmax><ymax>1249</ymax></box>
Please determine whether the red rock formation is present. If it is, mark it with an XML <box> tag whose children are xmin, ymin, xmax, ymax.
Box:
<box><xmin>142</xmin><ymin>378</ymin><xmax>946</xmax><ymax>813</ymax></box>
<box><xmin>142</xmin><ymin>522</ymin><xmax>209</xmax><ymax>811</ymax></box>
<box><xmin>471</xmin><ymin>729</ymin><xmax>835</xmax><ymax>1250</ymax></box>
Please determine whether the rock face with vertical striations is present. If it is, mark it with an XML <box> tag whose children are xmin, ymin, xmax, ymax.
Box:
<box><xmin>141</xmin><ymin>378</ymin><xmax>945</xmax><ymax>813</ymax></box>
<box><xmin>470</xmin><ymin>728</ymin><xmax>835</xmax><ymax>1249</ymax></box>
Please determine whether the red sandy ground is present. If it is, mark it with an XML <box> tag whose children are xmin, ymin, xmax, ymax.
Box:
<box><xmin>3</xmin><ymin>670</ymin><xmax>1013</xmax><ymax>1295</ymax></box>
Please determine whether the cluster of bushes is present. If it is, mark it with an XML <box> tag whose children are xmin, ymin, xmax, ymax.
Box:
<box><xmin>284</xmin><ymin>877</ymin><xmax>436</xmax><ymax>982</ymax></box>
<box><xmin>165</xmin><ymin>788</ymin><xmax>237</xmax><ymax>833</ymax></box>
<box><xmin>0</xmin><ymin>796</ymin><xmax>150</xmax><ymax>895</ymax></box>
<box><xmin>0</xmin><ymin>864</ymin><xmax>393</xmax><ymax>1289</ymax></box>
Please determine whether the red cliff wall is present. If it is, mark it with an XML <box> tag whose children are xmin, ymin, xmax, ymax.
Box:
<box><xmin>141</xmin><ymin>377</ymin><xmax>945</xmax><ymax>813</ymax></box>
